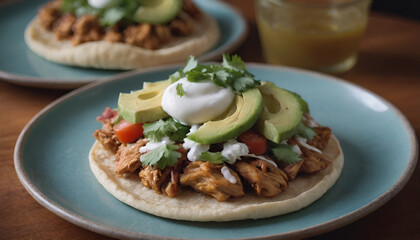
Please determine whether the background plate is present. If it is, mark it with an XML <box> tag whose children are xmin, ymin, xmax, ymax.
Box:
<box><xmin>15</xmin><ymin>64</ymin><xmax>418</xmax><ymax>240</ymax></box>
<box><xmin>0</xmin><ymin>0</ymin><xmax>247</xmax><ymax>89</ymax></box>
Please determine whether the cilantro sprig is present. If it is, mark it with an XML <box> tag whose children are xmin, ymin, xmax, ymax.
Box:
<box><xmin>271</xmin><ymin>144</ymin><xmax>301</xmax><ymax>164</ymax></box>
<box><xmin>143</xmin><ymin>117</ymin><xmax>190</xmax><ymax>142</ymax></box>
<box><xmin>140</xmin><ymin>144</ymin><xmax>181</xmax><ymax>170</ymax></box>
<box><xmin>61</xmin><ymin>0</ymin><xmax>141</xmax><ymax>27</ymax></box>
<box><xmin>170</xmin><ymin>55</ymin><xmax>260</xmax><ymax>95</ymax></box>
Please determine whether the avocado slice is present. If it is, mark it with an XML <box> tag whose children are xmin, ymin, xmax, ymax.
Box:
<box><xmin>143</xmin><ymin>79</ymin><xmax>173</xmax><ymax>90</ymax></box>
<box><xmin>256</xmin><ymin>82</ymin><xmax>304</xmax><ymax>143</ymax></box>
<box><xmin>187</xmin><ymin>88</ymin><xmax>263</xmax><ymax>144</ymax></box>
<box><xmin>133</xmin><ymin>0</ymin><xmax>182</xmax><ymax>24</ymax></box>
<box><xmin>118</xmin><ymin>80</ymin><xmax>171</xmax><ymax>123</ymax></box>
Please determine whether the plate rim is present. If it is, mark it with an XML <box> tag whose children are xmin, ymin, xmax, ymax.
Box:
<box><xmin>0</xmin><ymin>0</ymin><xmax>248</xmax><ymax>90</ymax></box>
<box><xmin>14</xmin><ymin>63</ymin><xmax>419</xmax><ymax>240</ymax></box>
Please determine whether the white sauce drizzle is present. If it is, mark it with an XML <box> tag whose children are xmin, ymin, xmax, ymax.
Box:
<box><xmin>221</xmin><ymin>166</ymin><xmax>237</xmax><ymax>184</ymax></box>
<box><xmin>296</xmin><ymin>137</ymin><xmax>322</xmax><ymax>154</ymax></box>
<box><xmin>88</xmin><ymin>0</ymin><xmax>113</xmax><ymax>9</ymax></box>
<box><xmin>139</xmin><ymin>137</ymin><xmax>173</xmax><ymax>153</ymax></box>
<box><xmin>246</xmin><ymin>154</ymin><xmax>277</xmax><ymax>167</ymax></box>
<box><xmin>221</xmin><ymin>139</ymin><xmax>249</xmax><ymax>164</ymax></box>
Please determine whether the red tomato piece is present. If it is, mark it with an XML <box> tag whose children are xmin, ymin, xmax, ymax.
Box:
<box><xmin>113</xmin><ymin>119</ymin><xmax>144</xmax><ymax>143</ymax></box>
<box><xmin>238</xmin><ymin>129</ymin><xmax>268</xmax><ymax>155</ymax></box>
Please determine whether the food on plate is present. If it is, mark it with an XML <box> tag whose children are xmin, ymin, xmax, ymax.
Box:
<box><xmin>90</xmin><ymin>55</ymin><xmax>344</xmax><ymax>221</ymax></box>
<box><xmin>24</xmin><ymin>0</ymin><xmax>219</xmax><ymax>69</ymax></box>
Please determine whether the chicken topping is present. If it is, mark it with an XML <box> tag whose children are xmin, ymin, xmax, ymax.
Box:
<box><xmin>283</xmin><ymin>160</ymin><xmax>303</xmax><ymax>181</ymax></box>
<box><xmin>299</xmin><ymin>145</ymin><xmax>330</xmax><ymax>173</ymax></box>
<box><xmin>307</xmin><ymin>127</ymin><xmax>331</xmax><ymax>150</ymax></box>
<box><xmin>234</xmin><ymin>159</ymin><xmax>288</xmax><ymax>197</ymax></box>
<box><xmin>38</xmin><ymin>0</ymin><xmax>61</xmax><ymax>30</ymax></box>
<box><xmin>115</xmin><ymin>138</ymin><xmax>148</xmax><ymax>177</ymax></box>
<box><xmin>180</xmin><ymin>161</ymin><xmax>244</xmax><ymax>201</ymax></box>
<box><xmin>54</xmin><ymin>14</ymin><xmax>76</xmax><ymax>40</ymax></box>
<box><xmin>71</xmin><ymin>15</ymin><xmax>104</xmax><ymax>45</ymax></box>
<box><xmin>93</xmin><ymin>122</ymin><xmax>121</xmax><ymax>154</ymax></box>
<box><xmin>139</xmin><ymin>146</ymin><xmax>187</xmax><ymax>197</ymax></box>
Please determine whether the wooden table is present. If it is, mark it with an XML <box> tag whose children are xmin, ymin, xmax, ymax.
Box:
<box><xmin>1</xmin><ymin>1</ymin><xmax>419</xmax><ymax>239</ymax></box>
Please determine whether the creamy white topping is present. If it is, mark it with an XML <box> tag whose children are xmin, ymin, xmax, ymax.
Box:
<box><xmin>161</xmin><ymin>78</ymin><xmax>234</xmax><ymax>125</ymax></box>
<box><xmin>292</xmin><ymin>144</ymin><xmax>302</xmax><ymax>155</ymax></box>
<box><xmin>88</xmin><ymin>0</ymin><xmax>114</xmax><ymax>8</ymax></box>
<box><xmin>182</xmin><ymin>125</ymin><xmax>209</xmax><ymax>162</ymax></box>
<box><xmin>183</xmin><ymin>138</ymin><xmax>210</xmax><ymax>162</ymax></box>
<box><xmin>221</xmin><ymin>166</ymin><xmax>237</xmax><ymax>184</ymax></box>
<box><xmin>296</xmin><ymin>137</ymin><xmax>322</xmax><ymax>154</ymax></box>
<box><xmin>246</xmin><ymin>154</ymin><xmax>277</xmax><ymax>167</ymax></box>
<box><xmin>221</xmin><ymin>139</ymin><xmax>249</xmax><ymax>164</ymax></box>
<box><xmin>139</xmin><ymin>137</ymin><xmax>173</xmax><ymax>153</ymax></box>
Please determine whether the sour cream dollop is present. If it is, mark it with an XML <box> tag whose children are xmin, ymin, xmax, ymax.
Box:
<box><xmin>88</xmin><ymin>0</ymin><xmax>114</xmax><ymax>9</ymax></box>
<box><xmin>161</xmin><ymin>78</ymin><xmax>234</xmax><ymax>125</ymax></box>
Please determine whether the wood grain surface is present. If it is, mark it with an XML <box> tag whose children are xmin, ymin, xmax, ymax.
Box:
<box><xmin>1</xmin><ymin>0</ymin><xmax>419</xmax><ymax>239</ymax></box>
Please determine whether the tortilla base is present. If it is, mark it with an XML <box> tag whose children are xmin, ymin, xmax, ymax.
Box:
<box><xmin>89</xmin><ymin>135</ymin><xmax>344</xmax><ymax>221</ymax></box>
<box><xmin>24</xmin><ymin>14</ymin><xmax>220</xmax><ymax>70</ymax></box>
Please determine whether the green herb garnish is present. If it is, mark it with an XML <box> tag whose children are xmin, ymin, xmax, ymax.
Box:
<box><xmin>169</xmin><ymin>54</ymin><xmax>260</xmax><ymax>95</ymax></box>
<box><xmin>295</xmin><ymin>122</ymin><xmax>316</xmax><ymax>140</ymax></box>
<box><xmin>143</xmin><ymin>117</ymin><xmax>190</xmax><ymax>142</ymax></box>
<box><xmin>176</xmin><ymin>83</ymin><xmax>185</xmax><ymax>97</ymax></box>
<box><xmin>140</xmin><ymin>144</ymin><xmax>181</xmax><ymax>170</ymax></box>
<box><xmin>271</xmin><ymin>144</ymin><xmax>301</xmax><ymax>164</ymax></box>
<box><xmin>61</xmin><ymin>0</ymin><xmax>141</xmax><ymax>27</ymax></box>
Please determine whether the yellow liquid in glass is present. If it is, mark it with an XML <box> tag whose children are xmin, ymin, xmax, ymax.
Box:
<box><xmin>256</xmin><ymin>4</ymin><xmax>368</xmax><ymax>73</ymax></box>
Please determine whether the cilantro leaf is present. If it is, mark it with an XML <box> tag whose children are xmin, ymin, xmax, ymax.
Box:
<box><xmin>222</xmin><ymin>54</ymin><xmax>246</xmax><ymax>72</ymax></box>
<box><xmin>61</xmin><ymin>0</ymin><xmax>141</xmax><ymax>27</ymax></box>
<box><xmin>140</xmin><ymin>144</ymin><xmax>181</xmax><ymax>170</ymax></box>
<box><xmin>169</xmin><ymin>54</ymin><xmax>260</xmax><ymax>95</ymax></box>
<box><xmin>143</xmin><ymin>118</ymin><xmax>190</xmax><ymax>142</ymax></box>
<box><xmin>295</xmin><ymin>122</ymin><xmax>316</xmax><ymax>140</ymax></box>
<box><xmin>176</xmin><ymin>83</ymin><xmax>185</xmax><ymax>97</ymax></box>
<box><xmin>200</xmin><ymin>152</ymin><xmax>228</xmax><ymax>164</ymax></box>
<box><xmin>271</xmin><ymin>144</ymin><xmax>301</xmax><ymax>164</ymax></box>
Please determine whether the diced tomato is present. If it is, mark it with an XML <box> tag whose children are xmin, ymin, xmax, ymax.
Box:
<box><xmin>238</xmin><ymin>129</ymin><xmax>268</xmax><ymax>155</ymax></box>
<box><xmin>113</xmin><ymin>119</ymin><xmax>144</xmax><ymax>143</ymax></box>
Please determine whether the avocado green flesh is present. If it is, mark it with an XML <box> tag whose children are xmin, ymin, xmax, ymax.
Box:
<box><xmin>134</xmin><ymin>0</ymin><xmax>182</xmax><ymax>24</ymax></box>
<box><xmin>118</xmin><ymin>80</ymin><xmax>171</xmax><ymax>123</ymax></box>
<box><xmin>187</xmin><ymin>88</ymin><xmax>264</xmax><ymax>144</ymax></box>
<box><xmin>256</xmin><ymin>82</ymin><xmax>304</xmax><ymax>143</ymax></box>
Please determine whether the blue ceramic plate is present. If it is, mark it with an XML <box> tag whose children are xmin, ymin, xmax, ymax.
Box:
<box><xmin>15</xmin><ymin>64</ymin><xmax>418</xmax><ymax>240</ymax></box>
<box><xmin>0</xmin><ymin>0</ymin><xmax>247</xmax><ymax>89</ymax></box>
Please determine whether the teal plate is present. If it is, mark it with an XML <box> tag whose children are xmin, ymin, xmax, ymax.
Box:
<box><xmin>14</xmin><ymin>64</ymin><xmax>418</xmax><ymax>240</ymax></box>
<box><xmin>0</xmin><ymin>0</ymin><xmax>247</xmax><ymax>89</ymax></box>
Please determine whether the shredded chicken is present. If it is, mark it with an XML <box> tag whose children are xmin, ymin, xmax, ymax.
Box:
<box><xmin>182</xmin><ymin>0</ymin><xmax>202</xmax><ymax>19</ymax></box>
<box><xmin>234</xmin><ymin>159</ymin><xmax>288</xmax><ymax>197</ymax></box>
<box><xmin>283</xmin><ymin>160</ymin><xmax>303</xmax><ymax>181</ymax></box>
<box><xmin>103</xmin><ymin>24</ymin><xmax>124</xmax><ymax>43</ymax></box>
<box><xmin>71</xmin><ymin>15</ymin><xmax>104</xmax><ymax>45</ymax></box>
<box><xmin>38</xmin><ymin>0</ymin><xmax>61</xmax><ymax>30</ymax></box>
<box><xmin>37</xmin><ymin>0</ymin><xmax>202</xmax><ymax>49</ymax></box>
<box><xmin>93</xmin><ymin>122</ymin><xmax>121</xmax><ymax>154</ymax></box>
<box><xmin>180</xmin><ymin>161</ymin><xmax>244</xmax><ymax>201</ymax></box>
<box><xmin>54</xmin><ymin>14</ymin><xmax>76</xmax><ymax>40</ymax></box>
<box><xmin>299</xmin><ymin>146</ymin><xmax>330</xmax><ymax>173</ymax></box>
<box><xmin>169</xmin><ymin>12</ymin><xmax>195</xmax><ymax>36</ymax></box>
<box><xmin>307</xmin><ymin>127</ymin><xmax>331</xmax><ymax>150</ymax></box>
<box><xmin>139</xmin><ymin>146</ymin><xmax>187</xmax><ymax>197</ymax></box>
<box><xmin>115</xmin><ymin>139</ymin><xmax>148</xmax><ymax>177</ymax></box>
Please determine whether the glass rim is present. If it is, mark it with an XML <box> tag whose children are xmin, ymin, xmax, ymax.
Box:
<box><xmin>260</xmin><ymin>0</ymin><xmax>372</xmax><ymax>8</ymax></box>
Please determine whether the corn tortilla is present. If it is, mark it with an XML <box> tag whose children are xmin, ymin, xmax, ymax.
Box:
<box><xmin>89</xmin><ymin>135</ymin><xmax>344</xmax><ymax>221</ymax></box>
<box><xmin>24</xmin><ymin>14</ymin><xmax>219</xmax><ymax>70</ymax></box>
